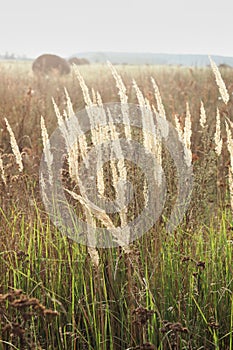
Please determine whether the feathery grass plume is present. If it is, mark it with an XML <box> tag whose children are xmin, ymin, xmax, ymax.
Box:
<box><xmin>174</xmin><ymin>114</ymin><xmax>183</xmax><ymax>143</ymax></box>
<box><xmin>73</xmin><ymin>68</ymin><xmax>106</xmax><ymax>195</ymax></box>
<box><xmin>133</xmin><ymin>80</ymin><xmax>157</xmax><ymax>153</ymax></box>
<box><xmin>107</xmin><ymin>61</ymin><xmax>128</xmax><ymax>104</ymax></box>
<box><xmin>225</xmin><ymin>121</ymin><xmax>233</xmax><ymax>167</ymax></box>
<box><xmin>200</xmin><ymin>100</ymin><xmax>207</xmax><ymax>128</ymax></box>
<box><xmin>0</xmin><ymin>154</ymin><xmax>6</xmax><ymax>185</ymax></box>
<box><xmin>63</xmin><ymin>109</ymin><xmax>69</xmax><ymax>123</ymax></box>
<box><xmin>133</xmin><ymin>81</ymin><xmax>163</xmax><ymax>188</ymax></box>
<box><xmin>226</xmin><ymin>121</ymin><xmax>233</xmax><ymax>211</ymax></box>
<box><xmin>64</xmin><ymin>88</ymin><xmax>86</xmax><ymax>180</ymax></box>
<box><xmin>96</xmin><ymin>150</ymin><xmax>105</xmax><ymax>197</ymax></box>
<box><xmin>96</xmin><ymin>91</ymin><xmax>109</xmax><ymax>142</ymax></box>
<box><xmin>107</xmin><ymin>108</ymin><xmax>127</xmax><ymax>204</ymax></box>
<box><xmin>74</xmin><ymin>67</ymin><xmax>102</xmax><ymax>147</ymax></box>
<box><xmin>209</xmin><ymin>56</ymin><xmax>230</xmax><ymax>105</ymax></box>
<box><xmin>145</xmin><ymin>98</ymin><xmax>163</xmax><ymax>170</ymax></box>
<box><xmin>68</xmin><ymin>142</ymin><xmax>79</xmax><ymax>182</ymax></box>
<box><xmin>92</xmin><ymin>87</ymin><xmax>97</xmax><ymax>105</ymax></box>
<box><xmin>226</xmin><ymin>116</ymin><xmax>233</xmax><ymax>129</ymax></box>
<box><xmin>95</xmin><ymin>93</ymin><xmax>108</xmax><ymax>197</ymax></box>
<box><xmin>74</xmin><ymin>78</ymin><xmax>106</xmax><ymax>195</ymax></box>
<box><xmin>73</xmin><ymin>64</ymin><xmax>93</xmax><ymax>107</ymax></box>
<box><xmin>226</xmin><ymin>121</ymin><xmax>233</xmax><ymax>207</ymax></box>
<box><xmin>52</xmin><ymin>97</ymin><xmax>72</xmax><ymax>154</ymax></box>
<box><xmin>41</xmin><ymin>116</ymin><xmax>53</xmax><ymax>185</ymax></box>
<box><xmin>183</xmin><ymin>102</ymin><xmax>192</xmax><ymax>166</ymax></box>
<box><xmin>52</xmin><ymin>98</ymin><xmax>64</xmax><ymax>127</ymax></box>
<box><xmin>143</xmin><ymin>180</ymin><xmax>149</xmax><ymax>208</ymax></box>
<box><xmin>107</xmin><ymin>61</ymin><xmax>131</xmax><ymax>140</ymax></box>
<box><xmin>107</xmin><ymin>108</ymin><xmax>130</xmax><ymax>242</ymax></box>
<box><xmin>65</xmin><ymin>88</ymin><xmax>88</xmax><ymax>167</ymax></box>
<box><xmin>184</xmin><ymin>102</ymin><xmax>192</xmax><ymax>151</ymax></box>
<box><xmin>64</xmin><ymin>87</ymin><xmax>75</xmax><ymax>119</ymax></box>
<box><xmin>214</xmin><ymin>108</ymin><xmax>223</xmax><ymax>156</ymax></box>
<box><xmin>107</xmin><ymin>108</ymin><xmax>127</xmax><ymax>181</ymax></box>
<box><xmin>151</xmin><ymin>77</ymin><xmax>166</xmax><ymax>119</ymax></box>
<box><xmin>4</xmin><ymin>118</ymin><xmax>23</xmax><ymax>172</ymax></box>
<box><xmin>174</xmin><ymin>107</ymin><xmax>192</xmax><ymax>167</ymax></box>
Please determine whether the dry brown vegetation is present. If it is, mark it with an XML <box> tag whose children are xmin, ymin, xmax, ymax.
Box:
<box><xmin>0</xmin><ymin>61</ymin><xmax>233</xmax><ymax>349</ymax></box>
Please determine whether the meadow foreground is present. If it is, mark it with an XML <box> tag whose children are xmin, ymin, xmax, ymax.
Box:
<box><xmin>0</xmin><ymin>61</ymin><xmax>233</xmax><ymax>349</ymax></box>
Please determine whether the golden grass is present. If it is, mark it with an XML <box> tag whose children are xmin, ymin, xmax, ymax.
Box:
<box><xmin>0</xmin><ymin>59</ymin><xmax>233</xmax><ymax>349</ymax></box>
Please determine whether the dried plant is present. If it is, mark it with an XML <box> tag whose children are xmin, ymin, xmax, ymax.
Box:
<box><xmin>209</xmin><ymin>56</ymin><xmax>230</xmax><ymax>105</ymax></box>
<box><xmin>4</xmin><ymin>118</ymin><xmax>23</xmax><ymax>172</ymax></box>
<box><xmin>183</xmin><ymin>102</ymin><xmax>192</xmax><ymax>166</ymax></box>
<box><xmin>200</xmin><ymin>100</ymin><xmax>207</xmax><ymax>128</ymax></box>
<box><xmin>41</xmin><ymin>115</ymin><xmax>53</xmax><ymax>185</ymax></box>
<box><xmin>107</xmin><ymin>61</ymin><xmax>131</xmax><ymax>140</ymax></box>
<box><xmin>214</xmin><ymin>108</ymin><xmax>223</xmax><ymax>156</ymax></box>
<box><xmin>0</xmin><ymin>153</ymin><xmax>6</xmax><ymax>184</ymax></box>
<box><xmin>174</xmin><ymin>104</ymin><xmax>192</xmax><ymax>167</ymax></box>
<box><xmin>151</xmin><ymin>77</ymin><xmax>166</xmax><ymax>119</ymax></box>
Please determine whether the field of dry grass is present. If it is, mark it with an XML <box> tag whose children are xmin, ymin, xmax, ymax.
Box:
<box><xmin>0</xmin><ymin>60</ymin><xmax>233</xmax><ymax>349</ymax></box>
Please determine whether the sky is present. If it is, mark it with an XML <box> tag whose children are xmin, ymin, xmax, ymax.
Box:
<box><xmin>0</xmin><ymin>0</ymin><xmax>233</xmax><ymax>58</ymax></box>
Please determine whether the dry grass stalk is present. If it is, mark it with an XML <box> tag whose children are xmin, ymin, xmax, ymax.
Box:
<box><xmin>183</xmin><ymin>103</ymin><xmax>192</xmax><ymax>166</ymax></box>
<box><xmin>41</xmin><ymin>116</ymin><xmax>53</xmax><ymax>185</ymax></box>
<box><xmin>214</xmin><ymin>108</ymin><xmax>222</xmax><ymax>156</ymax></box>
<box><xmin>73</xmin><ymin>65</ymin><xmax>92</xmax><ymax>107</ymax></box>
<box><xmin>65</xmin><ymin>188</ymin><xmax>130</xmax><ymax>250</ymax></box>
<box><xmin>4</xmin><ymin>118</ymin><xmax>23</xmax><ymax>172</ymax></box>
<box><xmin>107</xmin><ymin>61</ymin><xmax>131</xmax><ymax>140</ymax></box>
<box><xmin>96</xmin><ymin>150</ymin><xmax>105</xmax><ymax>197</ymax></box>
<box><xmin>200</xmin><ymin>100</ymin><xmax>207</xmax><ymax>128</ymax></box>
<box><xmin>74</xmin><ymin>66</ymin><xmax>102</xmax><ymax>149</ymax></box>
<box><xmin>54</xmin><ymin>90</ymin><xmax>88</xmax><ymax>175</ymax></box>
<box><xmin>174</xmin><ymin>114</ymin><xmax>183</xmax><ymax>142</ymax></box>
<box><xmin>68</xmin><ymin>142</ymin><xmax>79</xmax><ymax>182</ymax></box>
<box><xmin>96</xmin><ymin>91</ymin><xmax>109</xmax><ymax>142</ymax></box>
<box><xmin>107</xmin><ymin>108</ymin><xmax>127</xmax><ymax>182</ymax></box>
<box><xmin>65</xmin><ymin>179</ymin><xmax>100</xmax><ymax>266</ymax></box>
<box><xmin>107</xmin><ymin>109</ymin><xmax>129</xmax><ymax>233</ymax></box>
<box><xmin>107</xmin><ymin>61</ymin><xmax>128</xmax><ymax>105</ymax></box>
<box><xmin>225</xmin><ymin>121</ymin><xmax>233</xmax><ymax>211</ymax></box>
<box><xmin>133</xmin><ymin>80</ymin><xmax>157</xmax><ymax>153</ymax></box>
<box><xmin>64</xmin><ymin>88</ymin><xmax>86</xmax><ymax>180</ymax></box>
<box><xmin>0</xmin><ymin>153</ymin><xmax>6</xmax><ymax>184</ymax></box>
<box><xmin>174</xmin><ymin>105</ymin><xmax>192</xmax><ymax>167</ymax></box>
<box><xmin>184</xmin><ymin>102</ymin><xmax>192</xmax><ymax>152</ymax></box>
<box><xmin>92</xmin><ymin>87</ymin><xmax>97</xmax><ymax>105</ymax></box>
<box><xmin>133</xmin><ymin>80</ymin><xmax>163</xmax><ymax>187</ymax></box>
<box><xmin>209</xmin><ymin>56</ymin><xmax>230</xmax><ymax>105</ymax></box>
<box><xmin>226</xmin><ymin>121</ymin><xmax>233</xmax><ymax>167</ymax></box>
<box><xmin>151</xmin><ymin>77</ymin><xmax>166</xmax><ymax>119</ymax></box>
<box><xmin>52</xmin><ymin>98</ymin><xmax>64</xmax><ymax>126</ymax></box>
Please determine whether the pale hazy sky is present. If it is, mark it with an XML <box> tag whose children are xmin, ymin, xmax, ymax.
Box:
<box><xmin>0</xmin><ymin>0</ymin><xmax>233</xmax><ymax>58</ymax></box>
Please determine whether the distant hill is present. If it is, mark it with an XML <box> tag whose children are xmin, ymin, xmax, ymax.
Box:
<box><xmin>70</xmin><ymin>52</ymin><xmax>233</xmax><ymax>67</ymax></box>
